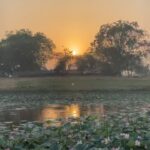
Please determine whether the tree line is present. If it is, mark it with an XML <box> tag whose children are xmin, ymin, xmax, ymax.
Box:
<box><xmin>0</xmin><ymin>20</ymin><xmax>150</xmax><ymax>77</ymax></box>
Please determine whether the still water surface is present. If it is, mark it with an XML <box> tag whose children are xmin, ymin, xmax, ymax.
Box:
<box><xmin>0</xmin><ymin>104</ymin><xmax>109</xmax><ymax>124</ymax></box>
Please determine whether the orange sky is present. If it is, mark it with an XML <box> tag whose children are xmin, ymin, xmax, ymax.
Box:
<box><xmin>0</xmin><ymin>0</ymin><xmax>150</xmax><ymax>55</ymax></box>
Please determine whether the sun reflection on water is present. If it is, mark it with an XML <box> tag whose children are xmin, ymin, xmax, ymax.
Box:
<box><xmin>65</xmin><ymin>104</ymin><xmax>80</xmax><ymax>118</ymax></box>
<box><xmin>39</xmin><ymin>104</ymin><xmax>106</xmax><ymax>122</ymax></box>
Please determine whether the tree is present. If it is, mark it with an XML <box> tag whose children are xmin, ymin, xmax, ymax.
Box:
<box><xmin>90</xmin><ymin>20</ymin><xmax>149</xmax><ymax>76</ymax></box>
<box><xmin>0</xmin><ymin>29</ymin><xmax>55</xmax><ymax>74</ymax></box>
<box><xmin>76</xmin><ymin>52</ymin><xmax>98</xmax><ymax>74</ymax></box>
<box><xmin>54</xmin><ymin>49</ymin><xmax>72</xmax><ymax>74</ymax></box>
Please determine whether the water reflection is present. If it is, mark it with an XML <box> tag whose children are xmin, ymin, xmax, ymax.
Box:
<box><xmin>0</xmin><ymin>103</ymin><xmax>107</xmax><ymax>123</ymax></box>
<box><xmin>39</xmin><ymin>104</ymin><xmax>81</xmax><ymax>121</ymax></box>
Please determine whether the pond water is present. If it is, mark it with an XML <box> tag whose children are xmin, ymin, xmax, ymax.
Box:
<box><xmin>0</xmin><ymin>91</ymin><xmax>149</xmax><ymax>126</ymax></box>
<box><xmin>0</xmin><ymin>92</ymin><xmax>149</xmax><ymax>149</ymax></box>
<box><xmin>0</xmin><ymin>103</ymin><xmax>110</xmax><ymax>124</ymax></box>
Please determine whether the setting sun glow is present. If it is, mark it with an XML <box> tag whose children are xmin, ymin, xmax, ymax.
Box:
<box><xmin>71</xmin><ymin>48</ymin><xmax>79</xmax><ymax>56</ymax></box>
<box><xmin>1</xmin><ymin>0</ymin><xmax>150</xmax><ymax>55</ymax></box>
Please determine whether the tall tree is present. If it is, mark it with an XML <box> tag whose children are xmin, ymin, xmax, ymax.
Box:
<box><xmin>0</xmin><ymin>29</ymin><xmax>55</xmax><ymax>74</ymax></box>
<box><xmin>90</xmin><ymin>20</ymin><xmax>149</xmax><ymax>76</ymax></box>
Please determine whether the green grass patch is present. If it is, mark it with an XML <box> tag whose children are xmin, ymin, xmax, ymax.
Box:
<box><xmin>1</xmin><ymin>76</ymin><xmax>150</xmax><ymax>92</ymax></box>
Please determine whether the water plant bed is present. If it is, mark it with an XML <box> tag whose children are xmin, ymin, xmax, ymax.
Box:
<box><xmin>0</xmin><ymin>91</ymin><xmax>149</xmax><ymax>149</ymax></box>
<box><xmin>0</xmin><ymin>114</ymin><xmax>150</xmax><ymax>150</ymax></box>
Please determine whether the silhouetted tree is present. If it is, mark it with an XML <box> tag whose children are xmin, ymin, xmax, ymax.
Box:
<box><xmin>76</xmin><ymin>52</ymin><xmax>98</xmax><ymax>74</ymax></box>
<box><xmin>0</xmin><ymin>29</ymin><xmax>55</xmax><ymax>75</ymax></box>
<box><xmin>90</xmin><ymin>20</ymin><xmax>149</xmax><ymax>76</ymax></box>
<box><xmin>54</xmin><ymin>49</ymin><xmax>72</xmax><ymax>74</ymax></box>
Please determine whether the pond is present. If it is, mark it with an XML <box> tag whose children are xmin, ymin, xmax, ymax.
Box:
<box><xmin>0</xmin><ymin>103</ymin><xmax>110</xmax><ymax>124</ymax></box>
<box><xmin>0</xmin><ymin>92</ymin><xmax>150</xmax><ymax>149</ymax></box>
<box><xmin>0</xmin><ymin>91</ymin><xmax>149</xmax><ymax>125</ymax></box>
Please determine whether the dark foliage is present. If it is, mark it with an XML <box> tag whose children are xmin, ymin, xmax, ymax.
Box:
<box><xmin>0</xmin><ymin>29</ymin><xmax>55</xmax><ymax>75</ymax></box>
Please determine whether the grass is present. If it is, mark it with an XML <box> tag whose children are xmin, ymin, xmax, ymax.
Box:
<box><xmin>1</xmin><ymin>76</ymin><xmax>150</xmax><ymax>92</ymax></box>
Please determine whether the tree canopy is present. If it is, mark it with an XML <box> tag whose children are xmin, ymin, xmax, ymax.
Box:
<box><xmin>77</xmin><ymin>20</ymin><xmax>150</xmax><ymax>76</ymax></box>
<box><xmin>76</xmin><ymin>52</ymin><xmax>98</xmax><ymax>74</ymax></box>
<box><xmin>0</xmin><ymin>29</ymin><xmax>55</xmax><ymax>75</ymax></box>
<box><xmin>0</xmin><ymin>21</ymin><xmax>149</xmax><ymax>77</ymax></box>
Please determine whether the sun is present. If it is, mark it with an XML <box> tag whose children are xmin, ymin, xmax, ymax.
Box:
<box><xmin>71</xmin><ymin>48</ymin><xmax>79</xmax><ymax>56</ymax></box>
<box><xmin>72</xmin><ymin>50</ymin><xmax>77</xmax><ymax>56</ymax></box>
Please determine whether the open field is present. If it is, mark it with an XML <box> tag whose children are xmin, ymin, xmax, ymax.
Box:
<box><xmin>1</xmin><ymin>76</ymin><xmax>150</xmax><ymax>91</ymax></box>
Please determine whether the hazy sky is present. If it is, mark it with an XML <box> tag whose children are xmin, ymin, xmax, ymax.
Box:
<box><xmin>0</xmin><ymin>0</ymin><xmax>150</xmax><ymax>54</ymax></box>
